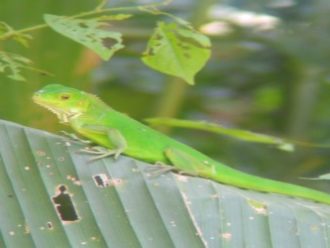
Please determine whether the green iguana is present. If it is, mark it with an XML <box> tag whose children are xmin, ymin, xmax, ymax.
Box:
<box><xmin>33</xmin><ymin>84</ymin><xmax>330</xmax><ymax>205</ymax></box>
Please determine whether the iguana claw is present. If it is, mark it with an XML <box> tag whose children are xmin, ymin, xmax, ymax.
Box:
<box><xmin>80</xmin><ymin>146</ymin><xmax>124</xmax><ymax>161</ymax></box>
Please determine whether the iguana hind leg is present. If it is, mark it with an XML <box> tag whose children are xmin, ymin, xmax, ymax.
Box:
<box><xmin>145</xmin><ymin>161</ymin><xmax>196</xmax><ymax>178</ymax></box>
<box><xmin>144</xmin><ymin>162</ymin><xmax>177</xmax><ymax>177</ymax></box>
<box><xmin>164</xmin><ymin>148</ymin><xmax>215</xmax><ymax>178</ymax></box>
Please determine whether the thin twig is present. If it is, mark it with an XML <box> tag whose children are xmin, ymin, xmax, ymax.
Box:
<box><xmin>0</xmin><ymin>0</ymin><xmax>172</xmax><ymax>41</ymax></box>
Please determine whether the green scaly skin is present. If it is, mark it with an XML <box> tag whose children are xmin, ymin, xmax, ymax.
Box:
<box><xmin>33</xmin><ymin>84</ymin><xmax>330</xmax><ymax>205</ymax></box>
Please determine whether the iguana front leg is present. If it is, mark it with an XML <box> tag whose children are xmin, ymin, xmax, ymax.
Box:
<box><xmin>79</xmin><ymin>125</ymin><xmax>127</xmax><ymax>160</ymax></box>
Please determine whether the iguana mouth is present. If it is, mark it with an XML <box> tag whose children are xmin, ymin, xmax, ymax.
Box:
<box><xmin>33</xmin><ymin>96</ymin><xmax>80</xmax><ymax>123</ymax></box>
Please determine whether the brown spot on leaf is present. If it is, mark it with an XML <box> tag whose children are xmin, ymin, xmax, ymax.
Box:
<box><xmin>47</xmin><ymin>221</ymin><xmax>53</xmax><ymax>230</ymax></box>
<box><xmin>36</xmin><ymin>150</ymin><xmax>46</xmax><ymax>157</ymax></box>
<box><xmin>78</xmin><ymin>22</ymin><xmax>88</xmax><ymax>28</ymax></box>
<box><xmin>154</xmin><ymin>33</ymin><xmax>163</xmax><ymax>40</ymax></box>
<box><xmin>176</xmin><ymin>31</ymin><xmax>210</xmax><ymax>49</ymax></box>
<box><xmin>183</xmin><ymin>52</ymin><xmax>191</xmax><ymax>59</ymax></box>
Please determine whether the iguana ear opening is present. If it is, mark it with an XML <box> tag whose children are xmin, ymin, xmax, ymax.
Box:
<box><xmin>60</xmin><ymin>93</ymin><xmax>71</xmax><ymax>100</ymax></box>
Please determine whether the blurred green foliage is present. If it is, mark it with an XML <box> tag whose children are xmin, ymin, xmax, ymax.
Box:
<box><xmin>1</xmin><ymin>0</ymin><xmax>330</xmax><ymax>191</ymax></box>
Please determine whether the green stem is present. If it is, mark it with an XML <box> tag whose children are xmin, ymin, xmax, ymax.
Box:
<box><xmin>285</xmin><ymin>67</ymin><xmax>321</xmax><ymax>138</ymax></box>
<box><xmin>154</xmin><ymin>78</ymin><xmax>188</xmax><ymax>133</ymax></box>
<box><xmin>95</xmin><ymin>0</ymin><xmax>108</xmax><ymax>11</ymax></box>
<box><xmin>0</xmin><ymin>0</ymin><xmax>171</xmax><ymax>41</ymax></box>
<box><xmin>153</xmin><ymin>0</ymin><xmax>217</xmax><ymax>132</ymax></box>
<box><xmin>0</xmin><ymin>23</ymin><xmax>48</xmax><ymax>40</ymax></box>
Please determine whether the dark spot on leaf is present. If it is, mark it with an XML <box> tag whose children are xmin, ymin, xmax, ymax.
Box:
<box><xmin>145</xmin><ymin>48</ymin><xmax>156</xmax><ymax>56</ymax></box>
<box><xmin>39</xmin><ymin>71</ymin><xmax>48</xmax><ymax>76</ymax></box>
<box><xmin>47</xmin><ymin>221</ymin><xmax>53</xmax><ymax>230</ymax></box>
<box><xmin>7</xmin><ymin>194</ymin><xmax>13</xmax><ymax>198</ymax></box>
<box><xmin>52</xmin><ymin>185</ymin><xmax>79</xmax><ymax>222</ymax></box>
<box><xmin>78</xmin><ymin>22</ymin><xmax>88</xmax><ymax>28</ymax></box>
<box><xmin>178</xmin><ymin>43</ymin><xmax>189</xmax><ymax>50</ymax></box>
<box><xmin>153</xmin><ymin>42</ymin><xmax>162</xmax><ymax>48</ymax></box>
<box><xmin>154</xmin><ymin>34</ymin><xmax>163</xmax><ymax>40</ymax></box>
<box><xmin>183</xmin><ymin>52</ymin><xmax>191</xmax><ymax>59</ymax></box>
<box><xmin>176</xmin><ymin>31</ymin><xmax>210</xmax><ymax>49</ymax></box>
<box><xmin>102</xmin><ymin>37</ymin><xmax>115</xmax><ymax>48</ymax></box>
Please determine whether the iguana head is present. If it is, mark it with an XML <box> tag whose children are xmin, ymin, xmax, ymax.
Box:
<box><xmin>33</xmin><ymin>84</ymin><xmax>90</xmax><ymax>123</ymax></box>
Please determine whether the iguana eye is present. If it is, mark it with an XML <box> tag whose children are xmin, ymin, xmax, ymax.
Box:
<box><xmin>60</xmin><ymin>93</ymin><xmax>71</xmax><ymax>100</ymax></box>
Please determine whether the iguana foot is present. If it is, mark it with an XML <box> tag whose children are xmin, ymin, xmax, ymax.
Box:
<box><xmin>60</xmin><ymin>131</ymin><xmax>92</xmax><ymax>144</ymax></box>
<box><xmin>145</xmin><ymin>163</ymin><xmax>198</xmax><ymax>178</ymax></box>
<box><xmin>80</xmin><ymin>146</ymin><xmax>124</xmax><ymax>161</ymax></box>
<box><xmin>144</xmin><ymin>162</ymin><xmax>177</xmax><ymax>177</ymax></box>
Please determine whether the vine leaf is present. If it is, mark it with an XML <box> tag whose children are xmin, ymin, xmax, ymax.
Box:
<box><xmin>0</xmin><ymin>51</ymin><xmax>49</xmax><ymax>81</ymax></box>
<box><xmin>142</xmin><ymin>22</ymin><xmax>211</xmax><ymax>85</ymax></box>
<box><xmin>44</xmin><ymin>14</ymin><xmax>127</xmax><ymax>60</ymax></box>
<box><xmin>97</xmin><ymin>14</ymin><xmax>132</xmax><ymax>21</ymax></box>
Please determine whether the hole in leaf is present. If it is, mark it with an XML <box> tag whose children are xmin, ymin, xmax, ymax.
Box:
<box><xmin>102</xmin><ymin>37</ymin><xmax>115</xmax><ymax>48</ymax></box>
<box><xmin>93</xmin><ymin>174</ymin><xmax>123</xmax><ymax>187</ymax></box>
<box><xmin>93</xmin><ymin>174</ymin><xmax>111</xmax><ymax>188</ymax></box>
<box><xmin>52</xmin><ymin>185</ymin><xmax>79</xmax><ymax>223</ymax></box>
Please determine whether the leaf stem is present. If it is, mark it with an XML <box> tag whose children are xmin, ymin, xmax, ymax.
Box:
<box><xmin>153</xmin><ymin>0</ymin><xmax>216</xmax><ymax>132</ymax></box>
<box><xmin>0</xmin><ymin>0</ymin><xmax>172</xmax><ymax>41</ymax></box>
